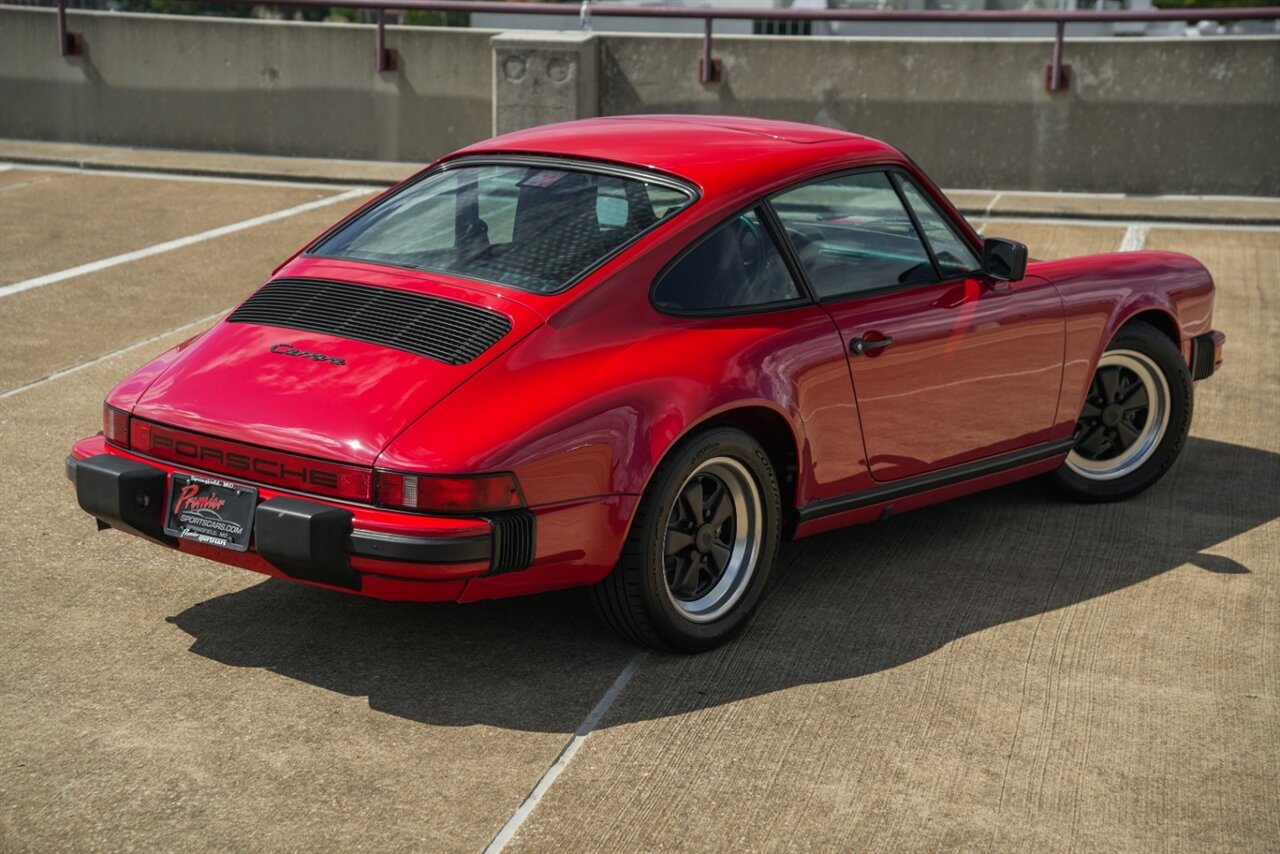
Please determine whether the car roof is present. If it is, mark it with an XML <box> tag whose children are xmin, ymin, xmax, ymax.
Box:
<box><xmin>446</xmin><ymin>115</ymin><xmax>906</xmax><ymax>195</ymax></box>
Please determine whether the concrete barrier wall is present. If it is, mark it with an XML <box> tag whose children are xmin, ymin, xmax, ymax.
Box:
<box><xmin>597</xmin><ymin>33</ymin><xmax>1280</xmax><ymax>195</ymax></box>
<box><xmin>0</xmin><ymin>7</ymin><xmax>496</xmax><ymax>162</ymax></box>
<box><xmin>3</xmin><ymin>6</ymin><xmax>1277</xmax><ymax>194</ymax></box>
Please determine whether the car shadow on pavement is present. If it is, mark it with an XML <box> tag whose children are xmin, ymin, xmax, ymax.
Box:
<box><xmin>168</xmin><ymin>437</ymin><xmax>1277</xmax><ymax>732</ymax></box>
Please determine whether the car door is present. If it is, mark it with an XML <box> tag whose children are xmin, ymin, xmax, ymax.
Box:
<box><xmin>769</xmin><ymin>169</ymin><xmax>1064</xmax><ymax>483</ymax></box>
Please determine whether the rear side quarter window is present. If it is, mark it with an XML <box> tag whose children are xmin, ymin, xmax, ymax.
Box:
<box><xmin>652</xmin><ymin>209</ymin><xmax>804</xmax><ymax>314</ymax></box>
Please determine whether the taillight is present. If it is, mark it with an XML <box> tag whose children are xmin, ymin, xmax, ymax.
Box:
<box><xmin>375</xmin><ymin>471</ymin><xmax>524</xmax><ymax>514</ymax></box>
<box><xmin>103</xmin><ymin>404</ymin><xmax>129</xmax><ymax>447</ymax></box>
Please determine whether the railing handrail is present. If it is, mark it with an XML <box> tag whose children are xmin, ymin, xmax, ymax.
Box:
<box><xmin>50</xmin><ymin>0</ymin><xmax>1280</xmax><ymax>23</ymax></box>
<box><xmin>49</xmin><ymin>0</ymin><xmax>1280</xmax><ymax>87</ymax></box>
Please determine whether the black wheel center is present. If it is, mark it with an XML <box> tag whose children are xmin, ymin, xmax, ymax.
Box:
<box><xmin>695</xmin><ymin>524</ymin><xmax>716</xmax><ymax>553</ymax></box>
<box><xmin>1102</xmin><ymin>404</ymin><xmax>1123</xmax><ymax>427</ymax></box>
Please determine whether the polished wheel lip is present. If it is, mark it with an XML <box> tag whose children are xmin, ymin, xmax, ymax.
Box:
<box><xmin>661</xmin><ymin>456</ymin><xmax>763</xmax><ymax>624</ymax></box>
<box><xmin>1066</xmin><ymin>349</ymin><xmax>1171</xmax><ymax>481</ymax></box>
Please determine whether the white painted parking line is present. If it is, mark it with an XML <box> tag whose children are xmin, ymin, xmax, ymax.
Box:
<box><xmin>0</xmin><ymin>161</ymin><xmax>386</xmax><ymax>191</ymax></box>
<box><xmin>1118</xmin><ymin>225</ymin><xmax>1151</xmax><ymax>251</ymax></box>
<box><xmin>0</xmin><ymin>175</ymin><xmax>57</xmax><ymax>192</ymax></box>
<box><xmin>983</xmin><ymin>191</ymin><xmax>1004</xmax><ymax>217</ymax></box>
<box><xmin>0</xmin><ymin>310</ymin><xmax>227</xmax><ymax>401</ymax></box>
<box><xmin>484</xmin><ymin>652</ymin><xmax>649</xmax><ymax>854</ymax></box>
<box><xmin>977</xmin><ymin>215</ymin><xmax>1280</xmax><ymax>232</ymax></box>
<box><xmin>0</xmin><ymin>188</ymin><xmax>372</xmax><ymax>299</ymax></box>
<box><xmin>949</xmin><ymin>187</ymin><xmax>1280</xmax><ymax>204</ymax></box>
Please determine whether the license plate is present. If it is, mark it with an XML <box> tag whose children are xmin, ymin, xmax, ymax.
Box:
<box><xmin>163</xmin><ymin>473</ymin><xmax>258</xmax><ymax>552</ymax></box>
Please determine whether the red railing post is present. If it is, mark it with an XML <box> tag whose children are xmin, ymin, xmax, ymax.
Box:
<box><xmin>1047</xmin><ymin>20</ymin><xmax>1069</xmax><ymax>91</ymax></box>
<box><xmin>699</xmin><ymin>16</ymin><xmax>721</xmax><ymax>83</ymax></box>
<box><xmin>376</xmin><ymin>8</ymin><xmax>397</xmax><ymax>72</ymax></box>
<box><xmin>57</xmin><ymin>0</ymin><xmax>82</xmax><ymax>57</ymax></box>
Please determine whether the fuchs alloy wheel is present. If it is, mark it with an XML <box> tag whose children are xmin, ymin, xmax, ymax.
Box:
<box><xmin>1053</xmin><ymin>321</ymin><xmax>1193</xmax><ymax>502</ymax></box>
<box><xmin>592</xmin><ymin>427</ymin><xmax>782</xmax><ymax>651</ymax></box>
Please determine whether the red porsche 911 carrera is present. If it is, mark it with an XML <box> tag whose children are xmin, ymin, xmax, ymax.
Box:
<box><xmin>68</xmin><ymin>116</ymin><xmax>1225</xmax><ymax>651</ymax></box>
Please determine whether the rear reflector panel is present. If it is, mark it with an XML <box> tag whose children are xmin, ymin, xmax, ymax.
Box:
<box><xmin>132</xmin><ymin>420</ymin><xmax>373</xmax><ymax>502</ymax></box>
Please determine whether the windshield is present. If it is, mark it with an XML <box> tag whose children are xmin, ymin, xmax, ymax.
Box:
<box><xmin>309</xmin><ymin>162</ymin><xmax>694</xmax><ymax>294</ymax></box>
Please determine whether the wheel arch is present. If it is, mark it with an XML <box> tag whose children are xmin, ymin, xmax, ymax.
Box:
<box><xmin>1119</xmin><ymin>308</ymin><xmax>1180</xmax><ymax>350</ymax></box>
<box><xmin>627</xmin><ymin>401</ymin><xmax>805</xmax><ymax>543</ymax></box>
<box><xmin>705</xmin><ymin>405</ymin><xmax>801</xmax><ymax>538</ymax></box>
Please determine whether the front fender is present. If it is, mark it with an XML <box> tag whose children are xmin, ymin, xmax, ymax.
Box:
<box><xmin>1028</xmin><ymin>250</ymin><xmax>1215</xmax><ymax>438</ymax></box>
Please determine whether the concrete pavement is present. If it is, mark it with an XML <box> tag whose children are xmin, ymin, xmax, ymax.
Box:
<box><xmin>0</xmin><ymin>158</ymin><xmax>1275</xmax><ymax>852</ymax></box>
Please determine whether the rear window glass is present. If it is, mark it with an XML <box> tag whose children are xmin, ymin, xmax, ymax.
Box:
<box><xmin>309</xmin><ymin>164</ymin><xmax>694</xmax><ymax>294</ymax></box>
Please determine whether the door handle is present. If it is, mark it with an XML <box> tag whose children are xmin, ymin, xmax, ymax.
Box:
<box><xmin>850</xmin><ymin>335</ymin><xmax>894</xmax><ymax>356</ymax></box>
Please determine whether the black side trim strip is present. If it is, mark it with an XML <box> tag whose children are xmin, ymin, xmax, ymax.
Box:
<box><xmin>797</xmin><ymin>438</ymin><xmax>1076</xmax><ymax>523</ymax></box>
<box><xmin>347</xmin><ymin>529</ymin><xmax>490</xmax><ymax>564</ymax></box>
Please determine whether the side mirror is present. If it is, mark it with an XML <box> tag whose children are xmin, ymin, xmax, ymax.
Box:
<box><xmin>982</xmin><ymin>237</ymin><xmax>1028</xmax><ymax>282</ymax></box>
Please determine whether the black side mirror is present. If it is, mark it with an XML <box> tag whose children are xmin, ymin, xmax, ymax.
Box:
<box><xmin>982</xmin><ymin>237</ymin><xmax>1028</xmax><ymax>282</ymax></box>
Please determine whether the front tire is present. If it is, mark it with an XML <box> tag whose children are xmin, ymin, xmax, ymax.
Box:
<box><xmin>591</xmin><ymin>427</ymin><xmax>782</xmax><ymax>652</ymax></box>
<box><xmin>1053</xmin><ymin>321</ymin><xmax>1193</xmax><ymax>502</ymax></box>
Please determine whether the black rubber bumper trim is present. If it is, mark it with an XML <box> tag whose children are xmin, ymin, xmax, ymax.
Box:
<box><xmin>69</xmin><ymin>453</ymin><xmax>175</xmax><ymax>546</ymax></box>
<box><xmin>255</xmin><ymin>497</ymin><xmax>361</xmax><ymax>590</ymax></box>
<box><xmin>69</xmin><ymin>454</ymin><xmax>496</xmax><ymax>584</ymax></box>
<box><xmin>347</xmin><ymin>529</ymin><xmax>490</xmax><ymax>564</ymax></box>
<box><xmin>797</xmin><ymin>437</ymin><xmax>1077</xmax><ymax>523</ymax></box>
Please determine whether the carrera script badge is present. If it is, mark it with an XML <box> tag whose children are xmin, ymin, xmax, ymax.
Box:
<box><xmin>271</xmin><ymin>343</ymin><xmax>346</xmax><ymax>366</ymax></box>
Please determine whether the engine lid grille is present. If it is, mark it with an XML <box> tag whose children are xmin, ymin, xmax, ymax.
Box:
<box><xmin>228</xmin><ymin>278</ymin><xmax>513</xmax><ymax>366</ymax></box>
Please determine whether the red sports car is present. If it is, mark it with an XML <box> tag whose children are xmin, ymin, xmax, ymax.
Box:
<box><xmin>68</xmin><ymin>116</ymin><xmax>1225</xmax><ymax>651</ymax></box>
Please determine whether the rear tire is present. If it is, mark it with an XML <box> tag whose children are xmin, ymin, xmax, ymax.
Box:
<box><xmin>591</xmin><ymin>427</ymin><xmax>782</xmax><ymax>652</ymax></box>
<box><xmin>1052</xmin><ymin>321</ymin><xmax>1192</xmax><ymax>502</ymax></box>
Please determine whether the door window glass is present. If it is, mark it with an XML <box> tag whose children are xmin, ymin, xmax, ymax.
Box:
<box><xmin>895</xmin><ymin>177</ymin><xmax>981</xmax><ymax>279</ymax></box>
<box><xmin>771</xmin><ymin>172</ymin><xmax>937</xmax><ymax>299</ymax></box>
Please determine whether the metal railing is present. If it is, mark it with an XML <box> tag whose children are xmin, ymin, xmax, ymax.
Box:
<box><xmin>52</xmin><ymin>0</ymin><xmax>1280</xmax><ymax>88</ymax></box>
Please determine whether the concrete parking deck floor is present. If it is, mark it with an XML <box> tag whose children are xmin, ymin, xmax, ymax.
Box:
<box><xmin>0</xmin><ymin>158</ymin><xmax>1276</xmax><ymax>852</ymax></box>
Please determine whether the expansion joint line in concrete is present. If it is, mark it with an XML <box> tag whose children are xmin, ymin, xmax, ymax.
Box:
<box><xmin>484</xmin><ymin>652</ymin><xmax>649</xmax><ymax>853</ymax></box>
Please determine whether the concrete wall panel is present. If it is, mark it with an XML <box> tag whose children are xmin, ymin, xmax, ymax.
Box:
<box><xmin>597</xmin><ymin>33</ymin><xmax>1280</xmax><ymax>195</ymax></box>
<box><xmin>0</xmin><ymin>8</ymin><xmax>496</xmax><ymax>162</ymax></box>
<box><xmin>2</xmin><ymin>8</ymin><xmax>1276</xmax><ymax>193</ymax></box>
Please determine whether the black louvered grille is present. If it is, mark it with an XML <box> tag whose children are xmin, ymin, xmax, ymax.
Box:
<box><xmin>228</xmin><ymin>278</ymin><xmax>512</xmax><ymax>366</ymax></box>
<box><xmin>485</xmin><ymin>509</ymin><xmax>537</xmax><ymax>575</ymax></box>
<box><xmin>1192</xmin><ymin>332</ymin><xmax>1216</xmax><ymax>380</ymax></box>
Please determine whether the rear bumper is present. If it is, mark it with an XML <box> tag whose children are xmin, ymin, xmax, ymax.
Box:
<box><xmin>66</xmin><ymin>450</ymin><xmax>534</xmax><ymax>595</ymax></box>
<box><xmin>1191</xmin><ymin>330</ymin><xmax>1226</xmax><ymax>380</ymax></box>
